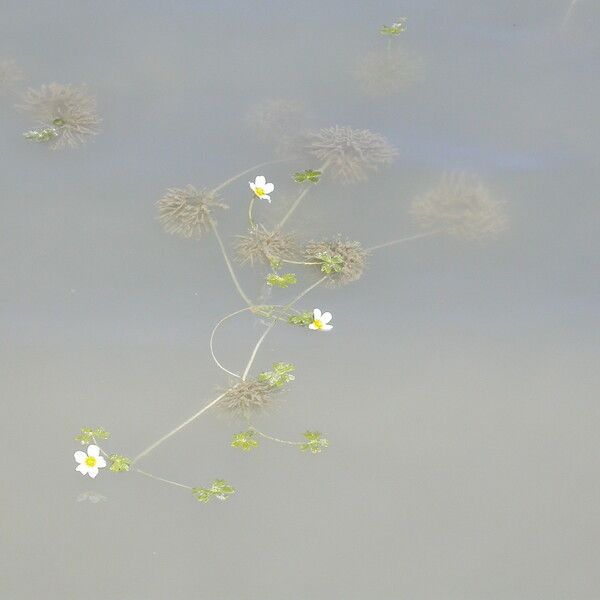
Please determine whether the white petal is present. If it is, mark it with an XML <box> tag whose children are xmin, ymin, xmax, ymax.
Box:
<box><xmin>308</xmin><ymin>323</ymin><xmax>317</xmax><ymax>330</ymax></box>
<box><xmin>88</xmin><ymin>467</ymin><xmax>99</xmax><ymax>479</ymax></box>
<box><xmin>87</xmin><ymin>445</ymin><xmax>100</xmax><ymax>457</ymax></box>
<box><xmin>249</xmin><ymin>182</ymin><xmax>256</xmax><ymax>192</ymax></box>
<box><xmin>263</xmin><ymin>194</ymin><xmax>271</xmax><ymax>202</ymax></box>
<box><xmin>263</xmin><ymin>183</ymin><xmax>274</xmax><ymax>194</ymax></box>
<box><xmin>255</xmin><ymin>175</ymin><xmax>266</xmax><ymax>187</ymax></box>
<box><xmin>321</xmin><ymin>324</ymin><xmax>333</xmax><ymax>331</ymax></box>
<box><xmin>313</xmin><ymin>308</ymin><xmax>322</xmax><ymax>320</ymax></box>
<box><xmin>321</xmin><ymin>312</ymin><xmax>332</xmax><ymax>324</ymax></box>
<box><xmin>76</xmin><ymin>463</ymin><xmax>89</xmax><ymax>475</ymax></box>
<box><xmin>74</xmin><ymin>451</ymin><xmax>87</xmax><ymax>464</ymax></box>
<box><xmin>96</xmin><ymin>456</ymin><xmax>107</xmax><ymax>469</ymax></box>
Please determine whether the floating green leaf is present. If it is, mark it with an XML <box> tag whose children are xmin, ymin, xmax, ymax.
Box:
<box><xmin>314</xmin><ymin>251</ymin><xmax>344</xmax><ymax>274</ymax></box>
<box><xmin>269</xmin><ymin>257</ymin><xmax>282</xmax><ymax>270</ymax></box>
<box><xmin>192</xmin><ymin>479</ymin><xmax>235</xmax><ymax>503</ymax></box>
<box><xmin>23</xmin><ymin>128</ymin><xmax>58</xmax><ymax>142</ymax></box>
<box><xmin>259</xmin><ymin>362</ymin><xmax>295</xmax><ymax>387</ymax></box>
<box><xmin>300</xmin><ymin>431</ymin><xmax>329</xmax><ymax>454</ymax></box>
<box><xmin>109</xmin><ymin>454</ymin><xmax>131</xmax><ymax>472</ymax></box>
<box><xmin>288</xmin><ymin>311</ymin><xmax>314</xmax><ymax>327</ymax></box>
<box><xmin>266</xmin><ymin>272</ymin><xmax>297</xmax><ymax>288</ymax></box>
<box><xmin>75</xmin><ymin>427</ymin><xmax>110</xmax><ymax>445</ymax></box>
<box><xmin>380</xmin><ymin>18</ymin><xmax>406</xmax><ymax>36</ymax></box>
<box><xmin>231</xmin><ymin>430</ymin><xmax>259</xmax><ymax>451</ymax></box>
<box><xmin>294</xmin><ymin>169</ymin><xmax>322</xmax><ymax>184</ymax></box>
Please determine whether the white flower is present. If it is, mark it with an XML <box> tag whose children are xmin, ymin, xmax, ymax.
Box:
<box><xmin>249</xmin><ymin>175</ymin><xmax>275</xmax><ymax>202</ymax></box>
<box><xmin>74</xmin><ymin>444</ymin><xmax>107</xmax><ymax>478</ymax></box>
<box><xmin>309</xmin><ymin>308</ymin><xmax>333</xmax><ymax>331</ymax></box>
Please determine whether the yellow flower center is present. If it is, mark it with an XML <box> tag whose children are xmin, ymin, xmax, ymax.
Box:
<box><xmin>254</xmin><ymin>186</ymin><xmax>265</xmax><ymax>197</ymax></box>
<box><xmin>85</xmin><ymin>456</ymin><xmax>97</xmax><ymax>467</ymax></box>
<box><xmin>313</xmin><ymin>319</ymin><xmax>323</xmax><ymax>329</ymax></box>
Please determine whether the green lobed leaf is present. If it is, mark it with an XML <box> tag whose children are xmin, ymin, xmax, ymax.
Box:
<box><xmin>109</xmin><ymin>454</ymin><xmax>132</xmax><ymax>472</ymax></box>
<box><xmin>314</xmin><ymin>252</ymin><xmax>344</xmax><ymax>274</ymax></box>
<box><xmin>380</xmin><ymin>19</ymin><xmax>406</xmax><ymax>36</ymax></box>
<box><xmin>231</xmin><ymin>430</ymin><xmax>259</xmax><ymax>451</ymax></box>
<box><xmin>300</xmin><ymin>431</ymin><xmax>329</xmax><ymax>454</ymax></box>
<box><xmin>258</xmin><ymin>362</ymin><xmax>296</xmax><ymax>387</ymax></box>
<box><xmin>75</xmin><ymin>427</ymin><xmax>110</xmax><ymax>445</ymax></box>
<box><xmin>294</xmin><ymin>169</ymin><xmax>322</xmax><ymax>184</ymax></box>
<box><xmin>23</xmin><ymin>128</ymin><xmax>58</xmax><ymax>142</ymax></box>
<box><xmin>288</xmin><ymin>311</ymin><xmax>314</xmax><ymax>327</ymax></box>
<box><xmin>266</xmin><ymin>272</ymin><xmax>297</xmax><ymax>288</ymax></box>
<box><xmin>192</xmin><ymin>479</ymin><xmax>236</xmax><ymax>503</ymax></box>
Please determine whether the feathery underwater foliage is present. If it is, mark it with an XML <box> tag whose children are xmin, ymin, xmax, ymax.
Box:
<box><xmin>305</xmin><ymin>237</ymin><xmax>369</xmax><ymax>287</ymax></box>
<box><xmin>235</xmin><ymin>224</ymin><xmax>298</xmax><ymax>265</ymax></box>
<box><xmin>18</xmin><ymin>83</ymin><xmax>101</xmax><ymax>149</ymax></box>
<box><xmin>0</xmin><ymin>58</ymin><xmax>25</xmax><ymax>95</ymax></box>
<box><xmin>353</xmin><ymin>48</ymin><xmax>423</xmax><ymax>97</ymax></box>
<box><xmin>245</xmin><ymin>98</ymin><xmax>309</xmax><ymax>155</ymax></box>
<box><xmin>219</xmin><ymin>379</ymin><xmax>282</xmax><ymax>419</ymax></box>
<box><xmin>410</xmin><ymin>172</ymin><xmax>508</xmax><ymax>241</ymax></box>
<box><xmin>157</xmin><ymin>185</ymin><xmax>228</xmax><ymax>239</ymax></box>
<box><xmin>306</xmin><ymin>126</ymin><xmax>397</xmax><ymax>184</ymax></box>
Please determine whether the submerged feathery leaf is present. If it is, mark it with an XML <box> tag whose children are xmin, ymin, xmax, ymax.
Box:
<box><xmin>18</xmin><ymin>83</ymin><xmax>101</xmax><ymax>149</ymax></box>
<box><xmin>156</xmin><ymin>185</ymin><xmax>228</xmax><ymax>239</ymax></box>
<box><xmin>306</xmin><ymin>126</ymin><xmax>397</xmax><ymax>184</ymax></box>
<box><xmin>410</xmin><ymin>172</ymin><xmax>508</xmax><ymax>241</ymax></box>
<box><xmin>235</xmin><ymin>224</ymin><xmax>297</xmax><ymax>265</ymax></box>
<box><xmin>245</xmin><ymin>98</ymin><xmax>309</xmax><ymax>155</ymax></box>
<box><xmin>0</xmin><ymin>58</ymin><xmax>25</xmax><ymax>95</ymax></box>
<box><xmin>219</xmin><ymin>379</ymin><xmax>283</xmax><ymax>419</ymax></box>
<box><xmin>354</xmin><ymin>48</ymin><xmax>423</xmax><ymax>98</ymax></box>
<box><xmin>305</xmin><ymin>237</ymin><xmax>369</xmax><ymax>287</ymax></box>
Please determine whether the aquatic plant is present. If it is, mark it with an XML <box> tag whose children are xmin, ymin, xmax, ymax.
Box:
<box><xmin>305</xmin><ymin>126</ymin><xmax>397</xmax><ymax>184</ymax></box>
<box><xmin>0</xmin><ymin>58</ymin><xmax>25</xmax><ymax>95</ymax></box>
<box><xmin>305</xmin><ymin>237</ymin><xmax>369</xmax><ymax>287</ymax></box>
<box><xmin>235</xmin><ymin>224</ymin><xmax>298</xmax><ymax>266</ymax></box>
<box><xmin>353</xmin><ymin>17</ymin><xmax>423</xmax><ymax>98</ymax></box>
<box><xmin>245</xmin><ymin>98</ymin><xmax>309</xmax><ymax>155</ymax></box>
<box><xmin>410</xmin><ymin>172</ymin><xmax>508</xmax><ymax>241</ymax></box>
<box><xmin>157</xmin><ymin>185</ymin><xmax>228</xmax><ymax>239</ymax></box>
<box><xmin>18</xmin><ymin>83</ymin><xmax>101</xmax><ymax>149</ymax></box>
<box><xmin>354</xmin><ymin>48</ymin><xmax>423</xmax><ymax>97</ymax></box>
<box><xmin>73</xmin><ymin>120</ymin><xmax>509</xmax><ymax>503</ymax></box>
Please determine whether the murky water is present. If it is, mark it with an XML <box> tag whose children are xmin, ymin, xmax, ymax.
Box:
<box><xmin>2</xmin><ymin>2</ymin><xmax>599</xmax><ymax>598</ymax></box>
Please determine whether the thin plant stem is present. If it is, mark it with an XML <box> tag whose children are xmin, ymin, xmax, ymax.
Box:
<box><xmin>276</xmin><ymin>161</ymin><xmax>330</xmax><ymax>229</ymax></box>
<box><xmin>366</xmin><ymin>230</ymin><xmax>441</xmax><ymax>252</ymax></box>
<box><xmin>251</xmin><ymin>427</ymin><xmax>302</xmax><ymax>446</ymax></box>
<box><xmin>211</xmin><ymin>157</ymin><xmax>292</xmax><ymax>194</ymax></box>
<box><xmin>241</xmin><ymin>320</ymin><xmax>276</xmax><ymax>381</ymax></box>
<box><xmin>131</xmin><ymin>391</ymin><xmax>229</xmax><ymax>464</ymax></box>
<box><xmin>91</xmin><ymin>438</ymin><xmax>110</xmax><ymax>460</ymax></box>
<box><xmin>286</xmin><ymin>275</ymin><xmax>327</xmax><ymax>306</ymax></box>
<box><xmin>280</xmin><ymin>259</ymin><xmax>320</xmax><ymax>266</ymax></box>
<box><xmin>135</xmin><ymin>468</ymin><xmax>192</xmax><ymax>490</ymax></box>
<box><xmin>210</xmin><ymin>220</ymin><xmax>253</xmax><ymax>306</ymax></box>
<box><xmin>136</xmin><ymin>277</ymin><xmax>327</xmax><ymax>465</ymax></box>
<box><xmin>209</xmin><ymin>277</ymin><xmax>326</xmax><ymax>378</ymax></box>
<box><xmin>248</xmin><ymin>196</ymin><xmax>256</xmax><ymax>228</ymax></box>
